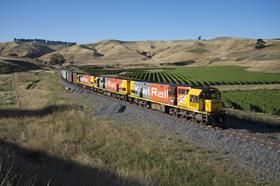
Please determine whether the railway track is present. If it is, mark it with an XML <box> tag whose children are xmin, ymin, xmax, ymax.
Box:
<box><xmin>220</xmin><ymin>129</ymin><xmax>280</xmax><ymax>152</ymax></box>
<box><xmin>63</xmin><ymin>78</ymin><xmax>280</xmax><ymax>153</ymax></box>
<box><xmin>146</xmin><ymin>107</ymin><xmax>280</xmax><ymax>153</ymax></box>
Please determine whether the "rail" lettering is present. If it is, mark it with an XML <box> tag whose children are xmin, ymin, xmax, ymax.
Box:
<box><xmin>151</xmin><ymin>87</ymin><xmax>168</xmax><ymax>98</ymax></box>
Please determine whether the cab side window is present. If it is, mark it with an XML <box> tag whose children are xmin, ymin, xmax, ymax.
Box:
<box><xmin>179</xmin><ymin>89</ymin><xmax>186</xmax><ymax>94</ymax></box>
<box><xmin>178</xmin><ymin>88</ymin><xmax>189</xmax><ymax>95</ymax></box>
<box><xmin>190</xmin><ymin>95</ymin><xmax>199</xmax><ymax>102</ymax></box>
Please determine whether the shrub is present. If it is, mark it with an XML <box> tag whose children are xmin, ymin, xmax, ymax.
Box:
<box><xmin>49</xmin><ymin>54</ymin><xmax>65</xmax><ymax>66</ymax></box>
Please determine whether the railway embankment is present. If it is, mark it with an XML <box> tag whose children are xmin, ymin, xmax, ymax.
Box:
<box><xmin>60</xmin><ymin>77</ymin><xmax>280</xmax><ymax>183</ymax></box>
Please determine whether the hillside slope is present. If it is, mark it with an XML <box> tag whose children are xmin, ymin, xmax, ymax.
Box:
<box><xmin>1</xmin><ymin>38</ymin><xmax>280</xmax><ymax>72</ymax></box>
<box><xmin>0</xmin><ymin>42</ymin><xmax>55</xmax><ymax>58</ymax></box>
<box><xmin>40</xmin><ymin>44</ymin><xmax>104</xmax><ymax>63</ymax></box>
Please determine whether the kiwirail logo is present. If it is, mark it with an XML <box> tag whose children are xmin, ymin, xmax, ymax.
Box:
<box><xmin>151</xmin><ymin>87</ymin><xmax>168</xmax><ymax>99</ymax></box>
<box><xmin>135</xmin><ymin>85</ymin><xmax>150</xmax><ymax>95</ymax></box>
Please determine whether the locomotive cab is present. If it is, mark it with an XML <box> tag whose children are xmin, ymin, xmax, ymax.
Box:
<box><xmin>202</xmin><ymin>87</ymin><xmax>223</xmax><ymax>113</ymax></box>
<box><xmin>187</xmin><ymin>87</ymin><xmax>223</xmax><ymax>113</ymax></box>
<box><xmin>187</xmin><ymin>88</ymin><xmax>204</xmax><ymax>111</ymax></box>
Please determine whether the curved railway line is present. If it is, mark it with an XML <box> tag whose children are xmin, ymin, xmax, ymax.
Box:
<box><xmin>60</xmin><ymin>76</ymin><xmax>280</xmax><ymax>153</ymax></box>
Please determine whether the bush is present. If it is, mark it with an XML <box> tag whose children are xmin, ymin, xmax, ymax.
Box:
<box><xmin>255</xmin><ymin>39</ymin><xmax>266</xmax><ymax>49</ymax></box>
<box><xmin>49</xmin><ymin>54</ymin><xmax>65</xmax><ymax>66</ymax></box>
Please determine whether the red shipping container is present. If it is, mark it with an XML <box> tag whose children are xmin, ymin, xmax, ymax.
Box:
<box><xmin>150</xmin><ymin>83</ymin><xmax>176</xmax><ymax>105</ymax></box>
<box><xmin>72</xmin><ymin>72</ymin><xmax>77</xmax><ymax>84</ymax></box>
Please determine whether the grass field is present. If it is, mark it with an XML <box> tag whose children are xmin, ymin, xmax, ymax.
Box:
<box><xmin>85</xmin><ymin>66</ymin><xmax>280</xmax><ymax>86</ymax></box>
<box><xmin>0</xmin><ymin>74</ymin><xmax>16</xmax><ymax>107</ymax></box>
<box><xmin>0</xmin><ymin>71</ymin><xmax>263</xmax><ymax>185</ymax></box>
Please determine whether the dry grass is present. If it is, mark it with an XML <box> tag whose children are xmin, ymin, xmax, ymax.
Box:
<box><xmin>0</xmin><ymin>110</ymin><xmax>260</xmax><ymax>185</ymax></box>
<box><xmin>0</xmin><ymin>74</ymin><xmax>16</xmax><ymax>108</ymax></box>
<box><xmin>226</xmin><ymin>109</ymin><xmax>280</xmax><ymax>126</ymax></box>
<box><xmin>11</xmin><ymin>70</ymin><xmax>69</xmax><ymax>109</ymax></box>
<box><xmin>0</xmin><ymin>71</ymin><xmax>266</xmax><ymax>185</ymax></box>
<box><xmin>2</xmin><ymin>38</ymin><xmax>280</xmax><ymax>72</ymax></box>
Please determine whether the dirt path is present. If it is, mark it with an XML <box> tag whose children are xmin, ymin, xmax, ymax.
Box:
<box><xmin>60</xmin><ymin>78</ymin><xmax>280</xmax><ymax>183</ymax></box>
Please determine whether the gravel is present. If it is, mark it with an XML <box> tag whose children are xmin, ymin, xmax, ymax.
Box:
<box><xmin>60</xmin><ymin>78</ymin><xmax>280</xmax><ymax>183</ymax></box>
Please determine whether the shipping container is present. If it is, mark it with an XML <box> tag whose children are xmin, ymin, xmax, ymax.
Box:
<box><xmin>150</xmin><ymin>83</ymin><xmax>176</xmax><ymax>105</ymax></box>
<box><xmin>65</xmin><ymin>70</ymin><xmax>69</xmax><ymax>80</ymax></box>
<box><xmin>72</xmin><ymin>72</ymin><xmax>78</xmax><ymax>84</ymax></box>
<box><xmin>130</xmin><ymin>80</ymin><xmax>151</xmax><ymax>99</ymax></box>
<box><xmin>66</xmin><ymin>70</ymin><xmax>73</xmax><ymax>82</ymax></box>
<box><xmin>61</xmin><ymin>70</ymin><xmax>67</xmax><ymax>79</ymax></box>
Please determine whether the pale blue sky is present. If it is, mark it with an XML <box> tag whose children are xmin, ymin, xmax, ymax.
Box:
<box><xmin>0</xmin><ymin>0</ymin><xmax>279</xmax><ymax>43</ymax></box>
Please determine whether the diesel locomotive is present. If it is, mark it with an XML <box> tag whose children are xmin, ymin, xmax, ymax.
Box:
<box><xmin>61</xmin><ymin>69</ymin><xmax>225</xmax><ymax>126</ymax></box>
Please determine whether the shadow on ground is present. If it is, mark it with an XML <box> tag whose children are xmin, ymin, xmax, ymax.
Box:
<box><xmin>0</xmin><ymin>140</ymin><xmax>141</xmax><ymax>186</ymax></box>
<box><xmin>226</xmin><ymin>117</ymin><xmax>280</xmax><ymax>133</ymax></box>
<box><xmin>0</xmin><ymin>104</ymin><xmax>83</xmax><ymax>118</ymax></box>
<box><xmin>0</xmin><ymin>59</ymin><xmax>41</xmax><ymax>74</ymax></box>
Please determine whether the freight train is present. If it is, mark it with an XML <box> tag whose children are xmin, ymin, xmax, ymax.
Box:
<box><xmin>60</xmin><ymin>69</ymin><xmax>225</xmax><ymax>126</ymax></box>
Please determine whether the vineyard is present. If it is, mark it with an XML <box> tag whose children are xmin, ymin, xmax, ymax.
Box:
<box><xmin>85</xmin><ymin>66</ymin><xmax>280</xmax><ymax>86</ymax></box>
<box><xmin>222</xmin><ymin>90</ymin><xmax>280</xmax><ymax>115</ymax></box>
<box><xmin>84</xmin><ymin>66</ymin><xmax>280</xmax><ymax>116</ymax></box>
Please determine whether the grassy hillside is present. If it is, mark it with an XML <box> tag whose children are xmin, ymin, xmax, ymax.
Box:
<box><xmin>0</xmin><ymin>71</ymin><xmax>263</xmax><ymax>185</ymax></box>
<box><xmin>0</xmin><ymin>74</ymin><xmax>16</xmax><ymax>107</ymax></box>
<box><xmin>0</xmin><ymin>42</ymin><xmax>55</xmax><ymax>58</ymax></box>
<box><xmin>40</xmin><ymin>45</ymin><xmax>104</xmax><ymax>64</ymax></box>
<box><xmin>1</xmin><ymin>38</ymin><xmax>280</xmax><ymax>72</ymax></box>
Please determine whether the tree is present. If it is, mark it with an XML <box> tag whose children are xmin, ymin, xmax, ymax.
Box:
<box><xmin>255</xmin><ymin>39</ymin><xmax>266</xmax><ymax>49</ymax></box>
<box><xmin>49</xmin><ymin>54</ymin><xmax>65</xmax><ymax>66</ymax></box>
<box><xmin>198</xmin><ymin>36</ymin><xmax>202</xmax><ymax>40</ymax></box>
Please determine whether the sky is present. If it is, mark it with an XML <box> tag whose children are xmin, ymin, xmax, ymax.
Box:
<box><xmin>0</xmin><ymin>0</ymin><xmax>279</xmax><ymax>43</ymax></box>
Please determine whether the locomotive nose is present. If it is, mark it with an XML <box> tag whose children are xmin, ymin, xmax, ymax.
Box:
<box><xmin>205</xmin><ymin>99</ymin><xmax>223</xmax><ymax>113</ymax></box>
